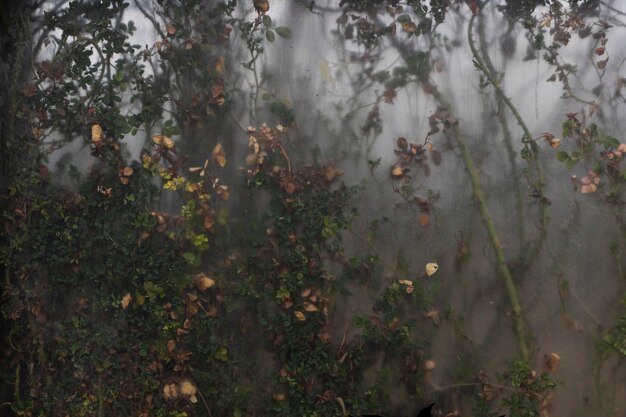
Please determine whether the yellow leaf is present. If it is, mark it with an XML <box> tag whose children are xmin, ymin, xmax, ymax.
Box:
<box><xmin>215</xmin><ymin>56</ymin><xmax>225</xmax><ymax>74</ymax></box>
<box><xmin>425</xmin><ymin>262</ymin><xmax>439</xmax><ymax>277</ymax></box>
<box><xmin>212</xmin><ymin>143</ymin><xmax>226</xmax><ymax>167</ymax></box>
<box><xmin>294</xmin><ymin>311</ymin><xmax>306</xmax><ymax>321</ymax></box>
<box><xmin>91</xmin><ymin>124</ymin><xmax>103</xmax><ymax>143</ymax></box>
<box><xmin>303</xmin><ymin>302</ymin><xmax>318</xmax><ymax>312</ymax></box>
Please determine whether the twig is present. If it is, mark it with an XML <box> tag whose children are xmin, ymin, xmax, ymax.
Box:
<box><xmin>197</xmin><ymin>389</ymin><xmax>215</xmax><ymax>417</ymax></box>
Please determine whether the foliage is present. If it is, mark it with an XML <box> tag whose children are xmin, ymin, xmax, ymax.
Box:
<box><xmin>2</xmin><ymin>0</ymin><xmax>626</xmax><ymax>416</ymax></box>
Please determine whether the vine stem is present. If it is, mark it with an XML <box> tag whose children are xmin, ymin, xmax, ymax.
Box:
<box><xmin>430</xmin><ymin>86</ymin><xmax>529</xmax><ymax>361</ymax></box>
<box><xmin>467</xmin><ymin>12</ymin><xmax>549</xmax><ymax>268</ymax></box>
<box><xmin>476</xmin><ymin>13</ymin><xmax>526</xmax><ymax>251</ymax></box>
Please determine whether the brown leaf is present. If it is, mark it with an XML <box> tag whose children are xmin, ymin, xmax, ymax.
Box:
<box><xmin>211</xmin><ymin>81</ymin><xmax>224</xmax><ymax>98</ymax></box>
<box><xmin>212</xmin><ymin>143</ymin><xmax>226</xmax><ymax>167</ymax></box>
<box><xmin>217</xmin><ymin>184</ymin><xmax>230</xmax><ymax>200</ymax></box>
<box><xmin>544</xmin><ymin>352</ymin><xmax>560</xmax><ymax>371</ymax></box>
<box><xmin>294</xmin><ymin>311</ymin><xmax>306</xmax><ymax>321</ymax></box>
<box><xmin>194</xmin><ymin>273</ymin><xmax>215</xmax><ymax>291</ymax></box>
<box><xmin>121</xmin><ymin>293</ymin><xmax>132</xmax><ymax>309</ymax></box>
<box><xmin>166</xmin><ymin>340</ymin><xmax>176</xmax><ymax>352</ymax></box>
<box><xmin>324</xmin><ymin>165</ymin><xmax>343</xmax><ymax>183</ymax></box>
<box><xmin>418</xmin><ymin>213</ymin><xmax>430</xmax><ymax>227</ymax></box>
<box><xmin>595</xmin><ymin>46</ymin><xmax>605</xmax><ymax>55</ymax></box>
<box><xmin>401</xmin><ymin>21</ymin><xmax>416</xmax><ymax>33</ymax></box>
<box><xmin>203</xmin><ymin>215</ymin><xmax>215</xmax><ymax>230</ymax></box>
<box><xmin>23</xmin><ymin>83</ymin><xmax>37</xmax><ymax>97</ymax></box>
<box><xmin>384</xmin><ymin>88</ymin><xmax>397</xmax><ymax>103</ymax></box>
<box><xmin>597</xmin><ymin>58</ymin><xmax>608</xmax><ymax>70</ymax></box>
<box><xmin>425</xmin><ymin>309</ymin><xmax>440</xmax><ymax>325</ymax></box>
<box><xmin>466</xmin><ymin>0</ymin><xmax>479</xmax><ymax>15</ymax></box>
<box><xmin>253</xmin><ymin>0</ymin><xmax>269</xmax><ymax>13</ymax></box>
<box><xmin>397</xmin><ymin>137</ymin><xmax>408</xmax><ymax>150</ymax></box>
<box><xmin>166</xmin><ymin>23</ymin><xmax>176</xmax><ymax>35</ymax></box>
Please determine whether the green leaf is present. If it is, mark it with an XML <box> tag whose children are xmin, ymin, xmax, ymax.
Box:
<box><xmin>263</xmin><ymin>15</ymin><xmax>272</xmax><ymax>28</ymax></box>
<box><xmin>396</xmin><ymin>14</ymin><xmax>411</xmax><ymax>23</ymax></box>
<box><xmin>275</xmin><ymin>26</ymin><xmax>292</xmax><ymax>38</ymax></box>
<box><xmin>266</xmin><ymin>30</ymin><xmax>275</xmax><ymax>42</ymax></box>
<box><xmin>556</xmin><ymin>151</ymin><xmax>570</xmax><ymax>162</ymax></box>
<box><xmin>562</xmin><ymin>120</ymin><xmax>574</xmax><ymax>137</ymax></box>
<box><xmin>261</xmin><ymin>92</ymin><xmax>272</xmax><ymax>100</ymax></box>
<box><xmin>565</xmin><ymin>158</ymin><xmax>578</xmax><ymax>169</ymax></box>
<box><xmin>163</xmin><ymin>125</ymin><xmax>182</xmax><ymax>136</ymax></box>
<box><xmin>604</xmin><ymin>136</ymin><xmax>620</xmax><ymax>148</ymax></box>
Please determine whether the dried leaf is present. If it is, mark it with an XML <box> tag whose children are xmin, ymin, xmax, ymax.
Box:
<box><xmin>166</xmin><ymin>339</ymin><xmax>176</xmax><ymax>352</ymax></box>
<box><xmin>163</xmin><ymin>136</ymin><xmax>175</xmax><ymax>149</ymax></box>
<box><xmin>425</xmin><ymin>309</ymin><xmax>440</xmax><ymax>325</ymax></box>
<box><xmin>211</xmin><ymin>81</ymin><xmax>224</xmax><ymax>98</ymax></box>
<box><xmin>122</xmin><ymin>166</ymin><xmax>134</xmax><ymax>176</ymax></box>
<box><xmin>179</xmin><ymin>380</ymin><xmax>197</xmax><ymax>397</ymax></box>
<box><xmin>384</xmin><ymin>88</ymin><xmax>397</xmax><ymax>103</ymax></box>
<box><xmin>212</xmin><ymin>143</ymin><xmax>226</xmax><ymax>167</ymax></box>
<box><xmin>425</xmin><ymin>262</ymin><xmax>439</xmax><ymax>276</ymax></box>
<box><xmin>294</xmin><ymin>311</ymin><xmax>306</xmax><ymax>321</ymax></box>
<box><xmin>397</xmin><ymin>137</ymin><xmax>408</xmax><ymax>150</ymax></box>
<box><xmin>194</xmin><ymin>273</ymin><xmax>215</xmax><ymax>291</ymax></box>
<box><xmin>324</xmin><ymin>165</ymin><xmax>343</xmax><ymax>183</ymax></box>
<box><xmin>214</xmin><ymin>56</ymin><xmax>225</xmax><ymax>74</ymax></box>
<box><xmin>544</xmin><ymin>352</ymin><xmax>560</xmax><ymax>371</ymax></box>
<box><xmin>391</xmin><ymin>164</ymin><xmax>407</xmax><ymax>179</ymax></box>
<box><xmin>121</xmin><ymin>293</ymin><xmax>132</xmax><ymax>309</ymax></box>
<box><xmin>92</xmin><ymin>124</ymin><xmax>103</xmax><ymax>143</ymax></box>
<box><xmin>303</xmin><ymin>302</ymin><xmax>318</xmax><ymax>312</ymax></box>
<box><xmin>580</xmin><ymin>183</ymin><xmax>596</xmax><ymax>194</ymax></box>
<box><xmin>166</xmin><ymin>23</ymin><xmax>176</xmax><ymax>35</ymax></box>
<box><xmin>398</xmin><ymin>279</ymin><xmax>414</xmax><ymax>294</ymax></box>
<box><xmin>163</xmin><ymin>383</ymin><xmax>178</xmax><ymax>400</ymax></box>
<box><xmin>401</xmin><ymin>21</ymin><xmax>416</xmax><ymax>33</ymax></box>
<box><xmin>217</xmin><ymin>184</ymin><xmax>229</xmax><ymax>200</ymax></box>
<box><xmin>254</xmin><ymin>0</ymin><xmax>270</xmax><ymax>13</ymax></box>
